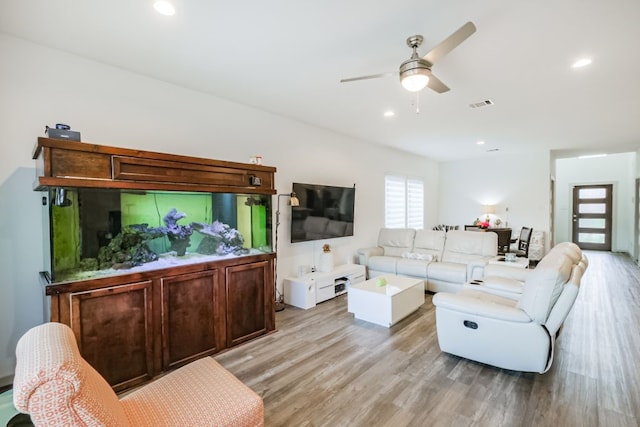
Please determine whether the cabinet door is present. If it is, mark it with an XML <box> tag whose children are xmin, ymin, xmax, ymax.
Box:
<box><xmin>226</xmin><ymin>260</ymin><xmax>274</xmax><ymax>347</ymax></box>
<box><xmin>160</xmin><ymin>270</ymin><xmax>223</xmax><ymax>370</ymax></box>
<box><xmin>68</xmin><ymin>281</ymin><xmax>153</xmax><ymax>392</ymax></box>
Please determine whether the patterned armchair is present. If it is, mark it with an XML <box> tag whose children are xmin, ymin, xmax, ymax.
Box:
<box><xmin>13</xmin><ymin>323</ymin><xmax>264</xmax><ymax>426</ymax></box>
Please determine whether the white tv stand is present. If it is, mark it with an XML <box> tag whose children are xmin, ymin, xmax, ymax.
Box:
<box><xmin>284</xmin><ymin>264</ymin><xmax>366</xmax><ymax>310</ymax></box>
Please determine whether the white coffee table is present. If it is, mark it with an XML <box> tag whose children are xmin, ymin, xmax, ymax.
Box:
<box><xmin>348</xmin><ymin>276</ymin><xmax>425</xmax><ymax>327</ymax></box>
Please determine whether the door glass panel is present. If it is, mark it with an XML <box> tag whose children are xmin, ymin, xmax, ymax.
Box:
<box><xmin>579</xmin><ymin>233</ymin><xmax>605</xmax><ymax>244</ymax></box>
<box><xmin>578</xmin><ymin>218</ymin><xmax>606</xmax><ymax>228</ymax></box>
<box><xmin>579</xmin><ymin>203</ymin><xmax>606</xmax><ymax>214</ymax></box>
<box><xmin>579</xmin><ymin>188</ymin><xmax>607</xmax><ymax>199</ymax></box>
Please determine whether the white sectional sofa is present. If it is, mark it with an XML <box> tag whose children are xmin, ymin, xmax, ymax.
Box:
<box><xmin>357</xmin><ymin>228</ymin><xmax>498</xmax><ymax>293</ymax></box>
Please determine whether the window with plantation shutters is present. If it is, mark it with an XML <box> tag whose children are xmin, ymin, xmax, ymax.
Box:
<box><xmin>385</xmin><ymin>175</ymin><xmax>424</xmax><ymax>229</ymax></box>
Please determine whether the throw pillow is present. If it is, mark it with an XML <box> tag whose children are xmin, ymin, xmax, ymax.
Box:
<box><xmin>401</xmin><ymin>252</ymin><xmax>435</xmax><ymax>262</ymax></box>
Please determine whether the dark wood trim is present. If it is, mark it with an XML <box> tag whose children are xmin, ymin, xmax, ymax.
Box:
<box><xmin>45</xmin><ymin>253</ymin><xmax>275</xmax><ymax>295</ymax></box>
<box><xmin>33</xmin><ymin>137</ymin><xmax>276</xmax><ymax>194</ymax></box>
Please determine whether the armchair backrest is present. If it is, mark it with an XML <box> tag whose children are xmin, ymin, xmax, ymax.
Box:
<box><xmin>13</xmin><ymin>323</ymin><xmax>131</xmax><ymax>426</ymax></box>
<box><xmin>545</xmin><ymin>258</ymin><xmax>587</xmax><ymax>335</ymax></box>
<box><xmin>441</xmin><ymin>230</ymin><xmax>497</xmax><ymax>264</ymax></box>
<box><xmin>517</xmin><ymin>242</ymin><xmax>583</xmax><ymax>323</ymax></box>
<box><xmin>377</xmin><ymin>228</ymin><xmax>416</xmax><ymax>257</ymax></box>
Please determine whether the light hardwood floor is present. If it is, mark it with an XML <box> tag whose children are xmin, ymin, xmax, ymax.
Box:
<box><xmin>215</xmin><ymin>251</ymin><xmax>640</xmax><ymax>426</ymax></box>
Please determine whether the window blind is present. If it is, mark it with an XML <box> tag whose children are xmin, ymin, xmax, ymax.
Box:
<box><xmin>385</xmin><ymin>175</ymin><xmax>424</xmax><ymax>229</ymax></box>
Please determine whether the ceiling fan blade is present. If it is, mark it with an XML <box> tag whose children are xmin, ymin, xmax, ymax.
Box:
<box><xmin>426</xmin><ymin>72</ymin><xmax>450</xmax><ymax>93</ymax></box>
<box><xmin>423</xmin><ymin>21</ymin><xmax>476</xmax><ymax>65</ymax></box>
<box><xmin>340</xmin><ymin>72</ymin><xmax>396</xmax><ymax>83</ymax></box>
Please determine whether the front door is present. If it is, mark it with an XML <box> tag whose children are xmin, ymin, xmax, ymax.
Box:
<box><xmin>572</xmin><ymin>184</ymin><xmax>612</xmax><ymax>251</ymax></box>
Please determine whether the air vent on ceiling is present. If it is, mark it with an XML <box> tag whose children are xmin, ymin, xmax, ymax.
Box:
<box><xmin>469</xmin><ymin>99</ymin><xmax>494</xmax><ymax>109</ymax></box>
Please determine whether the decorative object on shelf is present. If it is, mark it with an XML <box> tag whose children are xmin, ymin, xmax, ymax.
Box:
<box><xmin>248</xmin><ymin>155</ymin><xmax>263</xmax><ymax>165</ymax></box>
<box><xmin>473</xmin><ymin>218</ymin><xmax>490</xmax><ymax>229</ymax></box>
<box><xmin>319</xmin><ymin>244</ymin><xmax>334</xmax><ymax>273</ymax></box>
<box><xmin>495</xmin><ymin>218</ymin><xmax>502</xmax><ymax>227</ymax></box>
<box><xmin>433</xmin><ymin>224</ymin><xmax>459</xmax><ymax>231</ymax></box>
<box><xmin>274</xmin><ymin>192</ymin><xmax>300</xmax><ymax>311</ymax></box>
<box><xmin>376</xmin><ymin>277</ymin><xmax>387</xmax><ymax>287</ymax></box>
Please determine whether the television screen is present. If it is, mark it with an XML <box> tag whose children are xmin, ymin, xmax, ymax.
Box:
<box><xmin>290</xmin><ymin>183</ymin><xmax>355</xmax><ymax>243</ymax></box>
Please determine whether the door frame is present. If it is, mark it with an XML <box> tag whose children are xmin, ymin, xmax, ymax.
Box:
<box><xmin>634</xmin><ymin>178</ymin><xmax>639</xmax><ymax>263</ymax></box>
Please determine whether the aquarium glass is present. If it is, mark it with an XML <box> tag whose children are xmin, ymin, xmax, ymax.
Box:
<box><xmin>48</xmin><ymin>188</ymin><xmax>272</xmax><ymax>283</ymax></box>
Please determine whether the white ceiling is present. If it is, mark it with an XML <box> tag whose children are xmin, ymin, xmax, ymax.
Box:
<box><xmin>2</xmin><ymin>0</ymin><xmax>640</xmax><ymax>162</ymax></box>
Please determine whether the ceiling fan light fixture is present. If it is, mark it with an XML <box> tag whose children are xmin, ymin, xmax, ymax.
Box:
<box><xmin>401</xmin><ymin>73</ymin><xmax>430</xmax><ymax>92</ymax></box>
<box><xmin>399</xmin><ymin>58</ymin><xmax>431</xmax><ymax>92</ymax></box>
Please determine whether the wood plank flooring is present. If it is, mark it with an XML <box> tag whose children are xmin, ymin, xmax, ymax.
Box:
<box><xmin>215</xmin><ymin>251</ymin><xmax>640</xmax><ymax>426</ymax></box>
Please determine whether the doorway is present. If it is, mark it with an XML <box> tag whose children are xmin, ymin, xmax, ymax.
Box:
<box><xmin>572</xmin><ymin>184</ymin><xmax>612</xmax><ymax>251</ymax></box>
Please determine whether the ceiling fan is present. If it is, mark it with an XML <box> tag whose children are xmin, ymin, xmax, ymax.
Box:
<box><xmin>340</xmin><ymin>21</ymin><xmax>476</xmax><ymax>93</ymax></box>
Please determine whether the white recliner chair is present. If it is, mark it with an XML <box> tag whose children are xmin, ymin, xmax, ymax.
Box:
<box><xmin>432</xmin><ymin>242</ymin><xmax>587</xmax><ymax>373</ymax></box>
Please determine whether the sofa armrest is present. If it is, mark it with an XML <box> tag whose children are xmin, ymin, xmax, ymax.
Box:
<box><xmin>464</xmin><ymin>276</ymin><xmax>525</xmax><ymax>300</ymax></box>
<box><xmin>484</xmin><ymin>264</ymin><xmax>531</xmax><ymax>281</ymax></box>
<box><xmin>357</xmin><ymin>246</ymin><xmax>383</xmax><ymax>265</ymax></box>
<box><xmin>433</xmin><ymin>292</ymin><xmax>531</xmax><ymax>323</ymax></box>
<box><xmin>467</xmin><ymin>258</ymin><xmax>490</xmax><ymax>280</ymax></box>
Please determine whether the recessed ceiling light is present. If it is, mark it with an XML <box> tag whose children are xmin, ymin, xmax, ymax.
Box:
<box><xmin>154</xmin><ymin>1</ymin><xmax>175</xmax><ymax>16</ymax></box>
<box><xmin>476</xmin><ymin>140</ymin><xmax>485</xmax><ymax>145</ymax></box>
<box><xmin>572</xmin><ymin>58</ymin><xmax>592</xmax><ymax>68</ymax></box>
<box><xmin>384</xmin><ymin>110</ymin><xmax>395</xmax><ymax>117</ymax></box>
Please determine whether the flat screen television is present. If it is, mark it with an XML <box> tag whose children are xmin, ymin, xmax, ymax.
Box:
<box><xmin>290</xmin><ymin>182</ymin><xmax>355</xmax><ymax>243</ymax></box>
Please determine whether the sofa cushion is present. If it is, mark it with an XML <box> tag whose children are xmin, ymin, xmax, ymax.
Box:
<box><xmin>413</xmin><ymin>230</ymin><xmax>446</xmax><ymax>259</ymax></box>
<box><xmin>368</xmin><ymin>256</ymin><xmax>398</xmax><ymax>274</ymax></box>
<box><xmin>517</xmin><ymin>244</ymin><xmax>577</xmax><ymax>323</ymax></box>
<box><xmin>401</xmin><ymin>252</ymin><xmax>436</xmax><ymax>261</ymax></box>
<box><xmin>121</xmin><ymin>358</ymin><xmax>264</xmax><ymax>427</ymax></box>
<box><xmin>441</xmin><ymin>230</ymin><xmax>497</xmax><ymax>263</ymax></box>
<box><xmin>378</xmin><ymin>228</ymin><xmax>416</xmax><ymax>257</ymax></box>
<box><xmin>396</xmin><ymin>258</ymin><xmax>430</xmax><ymax>277</ymax></box>
<box><xmin>428</xmin><ymin>262</ymin><xmax>467</xmax><ymax>284</ymax></box>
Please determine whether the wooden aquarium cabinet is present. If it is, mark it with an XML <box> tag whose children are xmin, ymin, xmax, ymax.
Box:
<box><xmin>35</xmin><ymin>137</ymin><xmax>276</xmax><ymax>392</ymax></box>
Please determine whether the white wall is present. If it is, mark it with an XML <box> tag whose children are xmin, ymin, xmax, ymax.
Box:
<box><xmin>438</xmin><ymin>152</ymin><xmax>551</xmax><ymax>242</ymax></box>
<box><xmin>554</xmin><ymin>153</ymin><xmax>636</xmax><ymax>251</ymax></box>
<box><xmin>0</xmin><ymin>34</ymin><xmax>439</xmax><ymax>383</ymax></box>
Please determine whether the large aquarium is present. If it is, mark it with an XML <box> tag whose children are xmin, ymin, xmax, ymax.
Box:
<box><xmin>47</xmin><ymin>188</ymin><xmax>272</xmax><ymax>283</ymax></box>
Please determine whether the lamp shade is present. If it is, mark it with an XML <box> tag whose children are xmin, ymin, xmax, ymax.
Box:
<box><xmin>481</xmin><ymin>204</ymin><xmax>496</xmax><ymax>214</ymax></box>
<box><xmin>290</xmin><ymin>193</ymin><xmax>300</xmax><ymax>206</ymax></box>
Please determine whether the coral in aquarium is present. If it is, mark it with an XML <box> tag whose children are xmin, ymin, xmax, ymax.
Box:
<box><xmin>159</xmin><ymin>208</ymin><xmax>194</xmax><ymax>256</ymax></box>
<box><xmin>97</xmin><ymin>224</ymin><xmax>162</xmax><ymax>270</ymax></box>
<box><xmin>193</xmin><ymin>220</ymin><xmax>247</xmax><ymax>255</ymax></box>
